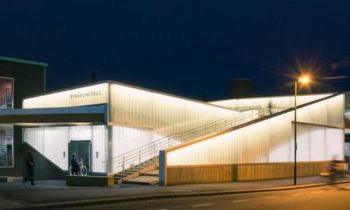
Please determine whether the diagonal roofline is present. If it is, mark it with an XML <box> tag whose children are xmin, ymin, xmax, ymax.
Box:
<box><xmin>23</xmin><ymin>80</ymin><xmax>239</xmax><ymax>113</ymax></box>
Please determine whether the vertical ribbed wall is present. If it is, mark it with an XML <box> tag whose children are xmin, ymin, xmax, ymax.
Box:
<box><xmin>23</xmin><ymin>125</ymin><xmax>107</xmax><ymax>173</ymax></box>
<box><xmin>109</xmin><ymin>84</ymin><xmax>237</xmax><ymax>135</ymax></box>
<box><xmin>167</xmin><ymin>95</ymin><xmax>344</xmax><ymax>166</ymax></box>
<box><xmin>112</xmin><ymin>125</ymin><xmax>153</xmax><ymax>172</ymax></box>
<box><xmin>210</xmin><ymin>94</ymin><xmax>331</xmax><ymax>110</ymax></box>
<box><xmin>22</xmin><ymin>83</ymin><xmax>109</xmax><ymax>108</ymax></box>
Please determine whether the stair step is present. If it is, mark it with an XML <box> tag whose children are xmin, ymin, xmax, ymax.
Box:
<box><xmin>141</xmin><ymin>170</ymin><xmax>159</xmax><ymax>177</ymax></box>
<box><xmin>124</xmin><ymin>176</ymin><xmax>159</xmax><ymax>186</ymax></box>
<box><xmin>124</xmin><ymin>169</ymin><xmax>139</xmax><ymax>173</ymax></box>
<box><xmin>114</xmin><ymin>174</ymin><xmax>127</xmax><ymax>178</ymax></box>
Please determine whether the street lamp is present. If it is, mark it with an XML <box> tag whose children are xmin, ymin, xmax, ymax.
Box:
<box><xmin>294</xmin><ymin>75</ymin><xmax>311</xmax><ymax>185</ymax></box>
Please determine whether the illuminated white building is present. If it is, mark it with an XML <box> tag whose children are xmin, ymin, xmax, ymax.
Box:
<box><xmin>0</xmin><ymin>57</ymin><xmax>348</xmax><ymax>184</ymax></box>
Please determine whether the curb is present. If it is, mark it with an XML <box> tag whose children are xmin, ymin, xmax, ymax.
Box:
<box><xmin>4</xmin><ymin>180</ymin><xmax>350</xmax><ymax>210</ymax></box>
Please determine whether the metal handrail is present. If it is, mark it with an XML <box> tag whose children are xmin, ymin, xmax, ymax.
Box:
<box><xmin>107</xmin><ymin>107</ymin><xmax>287</xmax><ymax>173</ymax></box>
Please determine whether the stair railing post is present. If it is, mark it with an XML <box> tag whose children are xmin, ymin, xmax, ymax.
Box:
<box><xmin>153</xmin><ymin>143</ymin><xmax>156</xmax><ymax>157</ymax></box>
<box><xmin>122</xmin><ymin>156</ymin><xmax>125</xmax><ymax>172</ymax></box>
<box><xmin>139</xmin><ymin>150</ymin><xmax>141</xmax><ymax>173</ymax></box>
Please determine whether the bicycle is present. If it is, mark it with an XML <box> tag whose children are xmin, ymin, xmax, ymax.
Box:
<box><xmin>69</xmin><ymin>159</ymin><xmax>88</xmax><ymax>176</ymax></box>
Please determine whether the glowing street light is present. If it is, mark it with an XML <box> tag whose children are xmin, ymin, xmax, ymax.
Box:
<box><xmin>294</xmin><ymin>75</ymin><xmax>311</xmax><ymax>185</ymax></box>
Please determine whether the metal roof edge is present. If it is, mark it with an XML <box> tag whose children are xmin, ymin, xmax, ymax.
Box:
<box><xmin>0</xmin><ymin>56</ymin><xmax>48</xmax><ymax>67</ymax></box>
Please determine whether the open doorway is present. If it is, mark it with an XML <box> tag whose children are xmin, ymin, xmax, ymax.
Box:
<box><xmin>68</xmin><ymin>141</ymin><xmax>91</xmax><ymax>175</ymax></box>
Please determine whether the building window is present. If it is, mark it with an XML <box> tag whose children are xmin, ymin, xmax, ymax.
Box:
<box><xmin>0</xmin><ymin>77</ymin><xmax>14</xmax><ymax>109</ymax></box>
<box><xmin>0</xmin><ymin>125</ymin><xmax>13</xmax><ymax>167</ymax></box>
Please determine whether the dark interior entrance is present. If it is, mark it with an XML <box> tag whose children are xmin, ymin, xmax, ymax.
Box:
<box><xmin>68</xmin><ymin>141</ymin><xmax>91</xmax><ymax>174</ymax></box>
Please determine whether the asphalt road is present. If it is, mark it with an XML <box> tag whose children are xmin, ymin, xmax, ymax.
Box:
<box><xmin>66</xmin><ymin>183</ymin><xmax>350</xmax><ymax>210</ymax></box>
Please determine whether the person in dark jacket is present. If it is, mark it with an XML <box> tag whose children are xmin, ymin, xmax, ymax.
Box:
<box><xmin>71</xmin><ymin>154</ymin><xmax>79</xmax><ymax>175</ymax></box>
<box><xmin>24</xmin><ymin>151</ymin><xmax>35</xmax><ymax>185</ymax></box>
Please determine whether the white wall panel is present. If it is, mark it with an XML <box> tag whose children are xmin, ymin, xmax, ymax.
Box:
<box><xmin>310</xmin><ymin>127</ymin><xmax>326</xmax><ymax>161</ymax></box>
<box><xmin>110</xmin><ymin>84</ymin><xmax>237</xmax><ymax>138</ymax></box>
<box><xmin>268</xmin><ymin>115</ymin><xmax>292</xmax><ymax>162</ymax></box>
<box><xmin>23</xmin><ymin>127</ymin><xmax>44</xmax><ymax>154</ymax></box>
<box><xmin>92</xmin><ymin>125</ymin><xmax>107</xmax><ymax>173</ymax></box>
<box><xmin>297</xmin><ymin>125</ymin><xmax>310</xmax><ymax>161</ymax></box>
<box><xmin>210</xmin><ymin>94</ymin><xmax>331</xmax><ymax>110</ymax></box>
<box><xmin>69</xmin><ymin>126</ymin><xmax>92</xmax><ymax>140</ymax></box>
<box><xmin>327</xmin><ymin>95</ymin><xmax>344</xmax><ymax>127</ymax></box>
<box><xmin>24</xmin><ymin>125</ymin><xmax>107</xmax><ymax>173</ymax></box>
<box><xmin>24</xmin><ymin>127</ymin><xmax>70</xmax><ymax>170</ymax></box>
<box><xmin>112</xmin><ymin>125</ymin><xmax>153</xmax><ymax>172</ymax></box>
<box><xmin>326</xmin><ymin>128</ymin><xmax>344</xmax><ymax>160</ymax></box>
<box><xmin>167</xmin><ymin>95</ymin><xmax>344</xmax><ymax>166</ymax></box>
<box><xmin>42</xmin><ymin>127</ymin><xmax>69</xmax><ymax>170</ymax></box>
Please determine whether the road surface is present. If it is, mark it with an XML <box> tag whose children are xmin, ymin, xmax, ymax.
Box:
<box><xmin>65</xmin><ymin>183</ymin><xmax>350</xmax><ymax>210</ymax></box>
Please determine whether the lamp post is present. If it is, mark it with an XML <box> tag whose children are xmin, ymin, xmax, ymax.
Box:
<box><xmin>294</xmin><ymin>80</ymin><xmax>297</xmax><ymax>185</ymax></box>
<box><xmin>294</xmin><ymin>76</ymin><xmax>310</xmax><ymax>185</ymax></box>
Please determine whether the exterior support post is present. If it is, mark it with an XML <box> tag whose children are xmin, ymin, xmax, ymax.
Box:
<box><xmin>107</xmin><ymin>125</ymin><xmax>113</xmax><ymax>173</ymax></box>
<box><xmin>294</xmin><ymin>81</ymin><xmax>297</xmax><ymax>185</ymax></box>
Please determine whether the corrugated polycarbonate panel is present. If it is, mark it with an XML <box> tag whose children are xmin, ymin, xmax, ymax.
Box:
<box><xmin>24</xmin><ymin>127</ymin><xmax>44</xmax><ymax>154</ymax></box>
<box><xmin>310</xmin><ymin>127</ymin><xmax>326</xmax><ymax>161</ymax></box>
<box><xmin>167</xmin><ymin>112</ymin><xmax>293</xmax><ymax>166</ymax></box>
<box><xmin>297</xmin><ymin>94</ymin><xmax>344</xmax><ymax>127</ymax></box>
<box><xmin>24</xmin><ymin>125</ymin><xmax>107</xmax><ymax>173</ymax></box>
<box><xmin>167</xmin><ymin>95</ymin><xmax>344</xmax><ymax>166</ymax></box>
<box><xmin>326</xmin><ymin>128</ymin><xmax>344</xmax><ymax>160</ymax></box>
<box><xmin>24</xmin><ymin>127</ymin><xmax>69</xmax><ymax>170</ymax></box>
<box><xmin>297</xmin><ymin>125</ymin><xmax>310</xmax><ymax>161</ymax></box>
<box><xmin>210</xmin><ymin>94</ymin><xmax>331</xmax><ymax>110</ymax></box>
<box><xmin>268</xmin><ymin>115</ymin><xmax>292</xmax><ymax>162</ymax></box>
<box><xmin>92</xmin><ymin>125</ymin><xmax>107</xmax><ymax>173</ymax></box>
<box><xmin>69</xmin><ymin>126</ymin><xmax>92</xmax><ymax>140</ymax></box>
<box><xmin>43</xmin><ymin>127</ymin><xmax>70</xmax><ymax>169</ymax></box>
<box><xmin>23</xmin><ymin>83</ymin><xmax>109</xmax><ymax>108</ymax></box>
<box><xmin>327</xmin><ymin>95</ymin><xmax>344</xmax><ymax>126</ymax></box>
<box><xmin>112</xmin><ymin>125</ymin><xmax>153</xmax><ymax>172</ymax></box>
<box><xmin>109</xmin><ymin>84</ymin><xmax>236</xmax><ymax>135</ymax></box>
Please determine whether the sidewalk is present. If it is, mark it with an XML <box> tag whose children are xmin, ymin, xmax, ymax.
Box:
<box><xmin>1</xmin><ymin>175</ymin><xmax>349</xmax><ymax>210</ymax></box>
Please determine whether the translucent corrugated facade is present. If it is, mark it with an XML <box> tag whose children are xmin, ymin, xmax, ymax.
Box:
<box><xmin>20</xmin><ymin>82</ymin><xmax>346</xmax><ymax>174</ymax></box>
<box><xmin>210</xmin><ymin>94</ymin><xmax>331</xmax><ymax>110</ymax></box>
<box><xmin>167</xmin><ymin>94</ymin><xmax>344</xmax><ymax>166</ymax></box>
<box><xmin>109</xmin><ymin>83</ymin><xmax>239</xmax><ymax>172</ymax></box>
<box><xmin>23</xmin><ymin>83</ymin><xmax>109</xmax><ymax>108</ymax></box>
<box><xmin>23</xmin><ymin>125</ymin><xmax>107</xmax><ymax>173</ymax></box>
<box><xmin>22</xmin><ymin>82</ymin><xmax>241</xmax><ymax>173</ymax></box>
<box><xmin>109</xmin><ymin>83</ymin><xmax>236</xmax><ymax>130</ymax></box>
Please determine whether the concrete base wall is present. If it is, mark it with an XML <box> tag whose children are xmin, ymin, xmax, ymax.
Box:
<box><xmin>164</xmin><ymin>161</ymin><xmax>329</xmax><ymax>186</ymax></box>
<box><xmin>66</xmin><ymin>175</ymin><xmax>113</xmax><ymax>187</ymax></box>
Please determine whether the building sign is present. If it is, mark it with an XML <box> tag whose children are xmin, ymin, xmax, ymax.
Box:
<box><xmin>70</xmin><ymin>91</ymin><xmax>102</xmax><ymax>99</ymax></box>
<box><xmin>23</xmin><ymin>83</ymin><xmax>109</xmax><ymax>108</ymax></box>
<box><xmin>0</xmin><ymin>77</ymin><xmax>14</xmax><ymax>109</ymax></box>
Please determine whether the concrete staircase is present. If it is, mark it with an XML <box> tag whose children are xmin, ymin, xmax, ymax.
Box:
<box><xmin>124</xmin><ymin>170</ymin><xmax>159</xmax><ymax>185</ymax></box>
<box><xmin>113</xmin><ymin>157</ymin><xmax>158</xmax><ymax>185</ymax></box>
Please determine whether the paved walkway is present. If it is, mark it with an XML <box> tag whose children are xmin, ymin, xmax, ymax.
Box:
<box><xmin>0</xmin><ymin>175</ymin><xmax>349</xmax><ymax>210</ymax></box>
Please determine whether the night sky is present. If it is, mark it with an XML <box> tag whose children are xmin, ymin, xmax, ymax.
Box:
<box><xmin>1</xmin><ymin>1</ymin><xmax>350</xmax><ymax>100</ymax></box>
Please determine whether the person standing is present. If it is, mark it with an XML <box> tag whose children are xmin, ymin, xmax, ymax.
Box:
<box><xmin>71</xmin><ymin>154</ymin><xmax>79</xmax><ymax>175</ymax></box>
<box><xmin>24</xmin><ymin>151</ymin><xmax>35</xmax><ymax>185</ymax></box>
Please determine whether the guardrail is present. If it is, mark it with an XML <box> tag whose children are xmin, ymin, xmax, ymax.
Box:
<box><xmin>106</xmin><ymin>107</ymin><xmax>287</xmax><ymax>173</ymax></box>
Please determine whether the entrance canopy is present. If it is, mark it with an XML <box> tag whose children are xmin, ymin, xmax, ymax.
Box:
<box><xmin>0</xmin><ymin>104</ymin><xmax>107</xmax><ymax>125</ymax></box>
